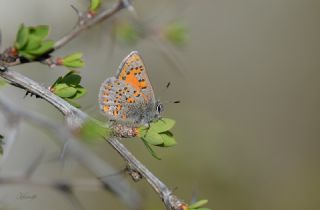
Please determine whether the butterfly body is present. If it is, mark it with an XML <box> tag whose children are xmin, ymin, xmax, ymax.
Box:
<box><xmin>99</xmin><ymin>51</ymin><xmax>162</xmax><ymax>127</ymax></box>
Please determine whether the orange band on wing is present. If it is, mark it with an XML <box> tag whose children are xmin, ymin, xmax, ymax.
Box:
<box><xmin>124</xmin><ymin>73</ymin><xmax>141</xmax><ymax>90</ymax></box>
<box><xmin>103</xmin><ymin>105</ymin><xmax>109</xmax><ymax>112</ymax></box>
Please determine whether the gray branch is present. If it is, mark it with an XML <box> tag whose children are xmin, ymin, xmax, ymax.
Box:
<box><xmin>54</xmin><ymin>0</ymin><xmax>129</xmax><ymax>50</ymax></box>
<box><xmin>108</xmin><ymin>138</ymin><xmax>185</xmax><ymax>209</ymax></box>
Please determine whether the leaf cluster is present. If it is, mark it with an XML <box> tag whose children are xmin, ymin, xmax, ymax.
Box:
<box><xmin>60</xmin><ymin>52</ymin><xmax>84</xmax><ymax>68</ymax></box>
<box><xmin>51</xmin><ymin>71</ymin><xmax>86</xmax><ymax>107</ymax></box>
<box><xmin>137</xmin><ymin>118</ymin><xmax>177</xmax><ymax>159</ymax></box>
<box><xmin>15</xmin><ymin>24</ymin><xmax>54</xmax><ymax>60</ymax></box>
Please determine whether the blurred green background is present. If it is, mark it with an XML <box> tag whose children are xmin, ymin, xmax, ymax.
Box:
<box><xmin>0</xmin><ymin>0</ymin><xmax>320</xmax><ymax>210</ymax></box>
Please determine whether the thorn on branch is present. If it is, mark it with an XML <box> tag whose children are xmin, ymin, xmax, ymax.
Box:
<box><xmin>8</xmin><ymin>82</ymin><xmax>43</xmax><ymax>99</ymax></box>
<box><xmin>24</xmin><ymin>90</ymin><xmax>42</xmax><ymax>99</ymax></box>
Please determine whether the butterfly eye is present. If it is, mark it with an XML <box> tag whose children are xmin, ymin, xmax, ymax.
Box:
<box><xmin>156</xmin><ymin>103</ymin><xmax>163</xmax><ymax>113</ymax></box>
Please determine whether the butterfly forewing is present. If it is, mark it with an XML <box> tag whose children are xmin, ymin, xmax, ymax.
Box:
<box><xmin>116</xmin><ymin>51</ymin><xmax>156</xmax><ymax>103</ymax></box>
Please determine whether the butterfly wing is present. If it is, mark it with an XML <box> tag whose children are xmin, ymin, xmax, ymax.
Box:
<box><xmin>99</xmin><ymin>51</ymin><xmax>160</xmax><ymax>126</ymax></box>
<box><xmin>99</xmin><ymin>77</ymin><xmax>146</xmax><ymax>124</ymax></box>
<box><xmin>116</xmin><ymin>51</ymin><xmax>156</xmax><ymax>104</ymax></box>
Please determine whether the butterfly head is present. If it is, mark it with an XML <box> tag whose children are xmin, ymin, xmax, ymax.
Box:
<box><xmin>155</xmin><ymin>100</ymin><xmax>164</xmax><ymax>118</ymax></box>
<box><xmin>140</xmin><ymin>100</ymin><xmax>163</xmax><ymax>125</ymax></box>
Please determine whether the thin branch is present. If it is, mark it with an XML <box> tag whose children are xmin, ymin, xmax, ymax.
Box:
<box><xmin>108</xmin><ymin>138</ymin><xmax>185</xmax><ymax>210</ymax></box>
<box><xmin>54</xmin><ymin>0</ymin><xmax>128</xmax><ymax>50</ymax></box>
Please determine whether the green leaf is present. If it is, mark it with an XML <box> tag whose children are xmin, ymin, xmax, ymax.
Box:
<box><xmin>63</xmin><ymin>70</ymin><xmax>77</xmax><ymax>78</ymax></box>
<box><xmin>71</xmin><ymin>85</ymin><xmax>87</xmax><ymax>99</ymax></box>
<box><xmin>29</xmin><ymin>25</ymin><xmax>49</xmax><ymax>39</ymax></box>
<box><xmin>54</xmin><ymin>84</ymin><xmax>77</xmax><ymax>98</ymax></box>
<box><xmin>159</xmin><ymin>131</ymin><xmax>177</xmax><ymax>147</ymax></box>
<box><xmin>28</xmin><ymin>40</ymin><xmax>54</xmax><ymax>56</ymax></box>
<box><xmin>51</xmin><ymin>71</ymin><xmax>86</xmax><ymax>107</ymax></box>
<box><xmin>80</xmin><ymin>119</ymin><xmax>110</xmax><ymax>140</ymax></box>
<box><xmin>149</xmin><ymin>118</ymin><xmax>176</xmax><ymax>133</ymax></box>
<box><xmin>189</xmin><ymin>200</ymin><xmax>209</xmax><ymax>209</ymax></box>
<box><xmin>64</xmin><ymin>98</ymin><xmax>81</xmax><ymax>108</ymax></box>
<box><xmin>16</xmin><ymin>25</ymin><xmax>53</xmax><ymax>60</ymax></box>
<box><xmin>90</xmin><ymin>0</ymin><xmax>101</xmax><ymax>12</ymax></box>
<box><xmin>142</xmin><ymin>131</ymin><xmax>164</xmax><ymax>145</ymax></box>
<box><xmin>63</xmin><ymin>52</ymin><xmax>82</xmax><ymax>62</ymax></box>
<box><xmin>63</xmin><ymin>60</ymin><xmax>85</xmax><ymax>68</ymax></box>
<box><xmin>62</xmin><ymin>73</ymin><xmax>81</xmax><ymax>86</ymax></box>
<box><xmin>137</xmin><ymin>127</ymin><xmax>147</xmax><ymax>138</ymax></box>
<box><xmin>19</xmin><ymin>51</ymin><xmax>36</xmax><ymax>60</ymax></box>
<box><xmin>15</xmin><ymin>24</ymin><xmax>29</xmax><ymax>50</ymax></box>
<box><xmin>52</xmin><ymin>83</ymin><xmax>68</xmax><ymax>90</ymax></box>
<box><xmin>141</xmin><ymin>138</ymin><xmax>161</xmax><ymax>160</ymax></box>
<box><xmin>23</xmin><ymin>34</ymin><xmax>42</xmax><ymax>51</ymax></box>
<box><xmin>52</xmin><ymin>76</ymin><xmax>63</xmax><ymax>87</ymax></box>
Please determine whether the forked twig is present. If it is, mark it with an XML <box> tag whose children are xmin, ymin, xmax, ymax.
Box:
<box><xmin>54</xmin><ymin>0</ymin><xmax>130</xmax><ymax>50</ymax></box>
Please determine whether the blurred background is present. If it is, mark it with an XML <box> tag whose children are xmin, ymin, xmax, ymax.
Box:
<box><xmin>0</xmin><ymin>0</ymin><xmax>320</xmax><ymax>209</ymax></box>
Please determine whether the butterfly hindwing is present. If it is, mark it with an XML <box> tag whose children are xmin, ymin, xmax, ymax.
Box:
<box><xmin>99</xmin><ymin>77</ymin><xmax>144</xmax><ymax>123</ymax></box>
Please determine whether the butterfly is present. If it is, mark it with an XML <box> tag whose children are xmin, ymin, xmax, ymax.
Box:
<box><xmin>98</xmin><ymin>51</ymin><xmax>163</xmax><ymax>127</ymax></box>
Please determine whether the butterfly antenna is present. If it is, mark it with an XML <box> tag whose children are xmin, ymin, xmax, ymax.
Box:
<box><xmin>159</xmin><ymin>81</ymin><xmax>171</xmax><ymax>98</ymax></box>
<box><xmin>166</xmin><ymin>81</ymin><xmax>171</xmax><ymax>88</ymax></box>
<box><xmin>158</xmin><ymin>81</ymin><xmax>181</xmax><ymax>104</ymax></box>
<box><xmin>163</xmin><ymin>100</ymin><xmax>181</xmax><ymax>105</ymax></box>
